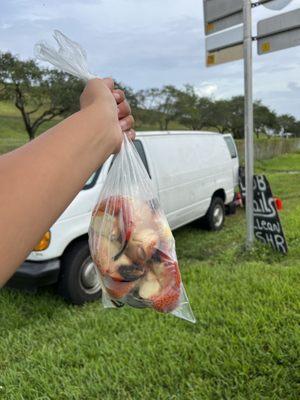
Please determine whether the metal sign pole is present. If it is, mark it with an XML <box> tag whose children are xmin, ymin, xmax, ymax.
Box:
<box><xmin>243</xmin><ymin>0</ymin><xmax>254</xmax><ymax>248</ymax></box>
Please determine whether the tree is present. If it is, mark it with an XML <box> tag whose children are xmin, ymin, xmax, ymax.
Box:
<box><xmin>292</xmin><ymin>121</ymin><xmax>300</xmax><ymax>137</ymax></box>
<box><xmin>175</xmin><ymin>85</ymin><xmax>213</xmax><ymax>130</ymax></box>
<box><xmin>277</xmin><ymin>113</ymin><xmax>299</xmax><ymax>136</ymax></box>
<box><xmin>0</xmin><ymin>52</ymin><xmax>84</xmax><ymax>140</ymax></box>
<box><xmin>213</xmin><ymin>96</ymin><xmax>280</xmax><ymax>139</ymax></box>
<box><xmin>254</xmin><ymin>101</ymin><xmax>279</xmax><ymax>138</ymax></box>
<box><xmin>158</xmin><ymin>85</ymin><xmax>180</xmax><ymax>130</ymax></box>
<box><xmin>135</xmin><ymin>86</ymin><xmax>179</xmax><ymax>130</ymax></box>
<box><xmin>224</xmin><ymin>96</ymin><xmax>245</xmax><ymax>139</ymax></box>
<box><xmin>210</xmin><ymin>99</ymin><xmax>232</xmax><ymax>133</ymax></box>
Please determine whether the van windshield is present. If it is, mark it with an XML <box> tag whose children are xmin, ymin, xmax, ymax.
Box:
<box><xmin>84</xmin><ymin>173</ymin><xmax>96</xmax><ymax>187</ymax></box>
<box><xmin>109</xmin><ymin>140</ymin><xmax>151</xmax><ymax>177</ymax></box>
<box><xmin>83</xmin><ymin>166</ymin><xmax>102</xmax><ymax>190</ymax></box>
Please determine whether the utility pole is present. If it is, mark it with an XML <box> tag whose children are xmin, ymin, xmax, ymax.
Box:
<box><xmin>243</xmin><ymin>0</ymin><xmax>254</xmax><ymax>248</ymax></box>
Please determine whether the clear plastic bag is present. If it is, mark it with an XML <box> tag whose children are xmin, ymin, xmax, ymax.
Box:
<box><xmin>89</xmin><ymin>136</ymin><xmax>195</xmax><ymax>322</ymax></box>
<box><xmin>35</xmin><ymin>31</ymin><xmax>195</xmax><ymax>323</ymax></box>
<box><xmin>35</xmin><ymin>30</ymin><xmax>95</xmax><ymax>82</ymax></box>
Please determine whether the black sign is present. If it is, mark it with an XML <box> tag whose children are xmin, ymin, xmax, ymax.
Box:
<box><xmin>253</xmin><ymin>175</ymin><xmax>288</xmax><ymax>254</ymax></box>
<box><xmin>238</xmin><ymin>168</ymin><xmax>288</xmax><ymax>254</ymax></box>
<box><xmin>238</xmin><ymin>166</ymin><xmax>246</xmax><ymax>205</ymax></box>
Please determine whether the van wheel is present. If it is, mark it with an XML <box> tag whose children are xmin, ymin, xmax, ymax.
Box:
<box><xmin>58</xmin><ymin>240</ymin><xmax>102</xmax><ymax>305</ymax></box>
<box><xmin>203</xmin><ymin>197</ymin><xmax>225</xmax><ymax>231</ymax></box>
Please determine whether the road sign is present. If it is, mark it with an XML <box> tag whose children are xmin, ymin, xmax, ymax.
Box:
<box><xmin>206</xmin><ymin>25</ymin><xmax>243</xmax><ymax>52</ymax></box>
<box><xmin>205</xmin><ymin>12</ymin><xmax>243</xmax><ymax>35</ymax></box>
<box><xmin>205</xmin><ymin>25</ymin><xmax>243</xmax><ymax>66</ymax></box>
<box><xmin>257</xmin><ymin>8</ymin><xmax>300</xmax><ymax>55</ymax></box>
<box><xmin>261</xmin><ymin>0</ymin><xmax>292</xmax><ymax>10</ymax></box>
<box><xmin>204</xmin><ymin>0</ymin><xmax>243</xmax><ymax>23</ymax></box>
<box><xmin>206</xmin><ymin>44</ymin><xmax>243</xmax><ymax>67</ymax></box>
<box><xmin>203</xmin><ymin>0</ymin><xmax>243</xmax><ymax>35</ymax></box>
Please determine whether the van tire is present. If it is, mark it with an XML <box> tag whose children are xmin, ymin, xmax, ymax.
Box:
<box><xmin>58</xmin><ymin>240</ymin><xmax>102</xmax><ymax>305</ymax></box>
<box><xmin>202</xmin><ymin>197</ymin><xmax>225</xmax><ymax>231</ymax></box>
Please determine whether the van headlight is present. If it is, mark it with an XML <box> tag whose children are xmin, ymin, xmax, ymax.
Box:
<box><xmin>33</xmin><ymin>231</ymin><xmax>51</xmax><ymax>251</ymax></box>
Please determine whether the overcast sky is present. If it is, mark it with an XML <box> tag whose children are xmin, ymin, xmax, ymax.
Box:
<box><xmin>1</xmin><ymin>0</ymin><xmax>300</xmax><ymax>118</ymax></box>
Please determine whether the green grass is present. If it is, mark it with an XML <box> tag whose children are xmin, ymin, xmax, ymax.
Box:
<box><xmin>0</xmin><ymin>101</ymin><xmax>62</xmax><ymax>152</ymax></box>
<box><xmin>256</xmin><ymin>152</ymin><xmax>300</xmax><ymax>172</ymax></box>
<box><xmin>0</xmin><ymin>153</ymin><xmax>300</xmax><ymax>399</ymax></box>
<box><xmin>0</xmin><ymin>101</ymin><xmax>25</xmax><ymax>117</ymax></box>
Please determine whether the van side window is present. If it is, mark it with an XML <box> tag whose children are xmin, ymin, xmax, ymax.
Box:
<box><xmin>224</xmin><ymin>136</ymin><xmax>237</xmax><ymax>159</ymax></box>
<box><xmin>109</xmin><ymin>140</ymin><xmax>151</xmax><ymax>178</ymax></box>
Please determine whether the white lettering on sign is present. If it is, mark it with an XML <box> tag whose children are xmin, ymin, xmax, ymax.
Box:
<box><xmin>253</xmin><ymin>193</ymin><xmax>277</xmax><ymax>218</ymax></box>
<box><xmin>254</xmin><ymin>219</ymin><xmax>281</xmax><ymax>233</ymax></box>
<box><xmin>255</xmin><ymin>231</ymin><xmax>287</xmax><ymax>253</ymax></box>
<box><xmin>253</xmin><ymin>175</ymin><xmax>267</xmax><ymax>191</ymax></box>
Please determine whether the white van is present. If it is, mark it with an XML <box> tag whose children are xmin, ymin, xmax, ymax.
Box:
<box><xmin>8</xmin><ymin>131</ymin><xmax>239</xmax><ymax>303</ymax></box>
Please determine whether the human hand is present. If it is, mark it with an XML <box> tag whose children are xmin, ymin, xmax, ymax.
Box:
<box><xmin>80</xmin><ymin>78</ymin><xmax>135</xmax><ymax>153</ymax></box>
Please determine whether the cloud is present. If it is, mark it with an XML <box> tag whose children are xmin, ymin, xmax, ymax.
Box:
<box><xmin>287</xmin><ymin>81</ymin><xmax>300</xmax><ymax>92</ymax></box>
<box><xmin>195</xmin><ymin>83</ymin><xmax>218</xmax><ymax>97</ymax></box>
<box><xmin>0</xmin><ymin>23</ymin><xmax>12</xmax><ymax>29</ymax></box>
<box><xmin>255</xmin><ymin>80</ymin><xmax>300</xmax><ymax>117</ymax></box>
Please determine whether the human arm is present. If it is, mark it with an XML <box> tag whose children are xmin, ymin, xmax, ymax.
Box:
<box><xmin>0</xmin><ymin>78</ymin><xmax>134</xmax><ymax>286</ymax></box>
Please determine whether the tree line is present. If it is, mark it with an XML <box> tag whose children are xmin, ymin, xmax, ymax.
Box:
<box><xmin>1</xmin><ymin>52</ymin><xmax>300</xmax><ymax>141</ymax></box>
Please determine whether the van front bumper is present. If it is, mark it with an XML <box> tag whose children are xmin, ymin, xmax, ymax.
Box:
<box><xmin>6</xmin><ymin>259</ymin><xmax>61</xmax><ymax>290</ymax></box>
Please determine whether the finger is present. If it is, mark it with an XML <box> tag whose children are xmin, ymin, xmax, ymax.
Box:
<box><xmin>119</xmin><ymin>115</ymin><xmax>134</xmax><ymax>132</ymax></box>
<box><xmin>102</xmin><ymin>77</ymin><xmax>114</xmax><ymax>91</ymax></box>
<box><xmin>113</xmin><ymin>89</ymin><xmax>125</xmax><ymax>104</ymax></box>
<box><xmin>124</xmin><ymin>129</ymin><xmax>136</xmax><ymax>141</ymax></box>
<box><xmin>118</xmin><ymin>100</ymin><xmax>131</xmax><ymax>119</ymax></box>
